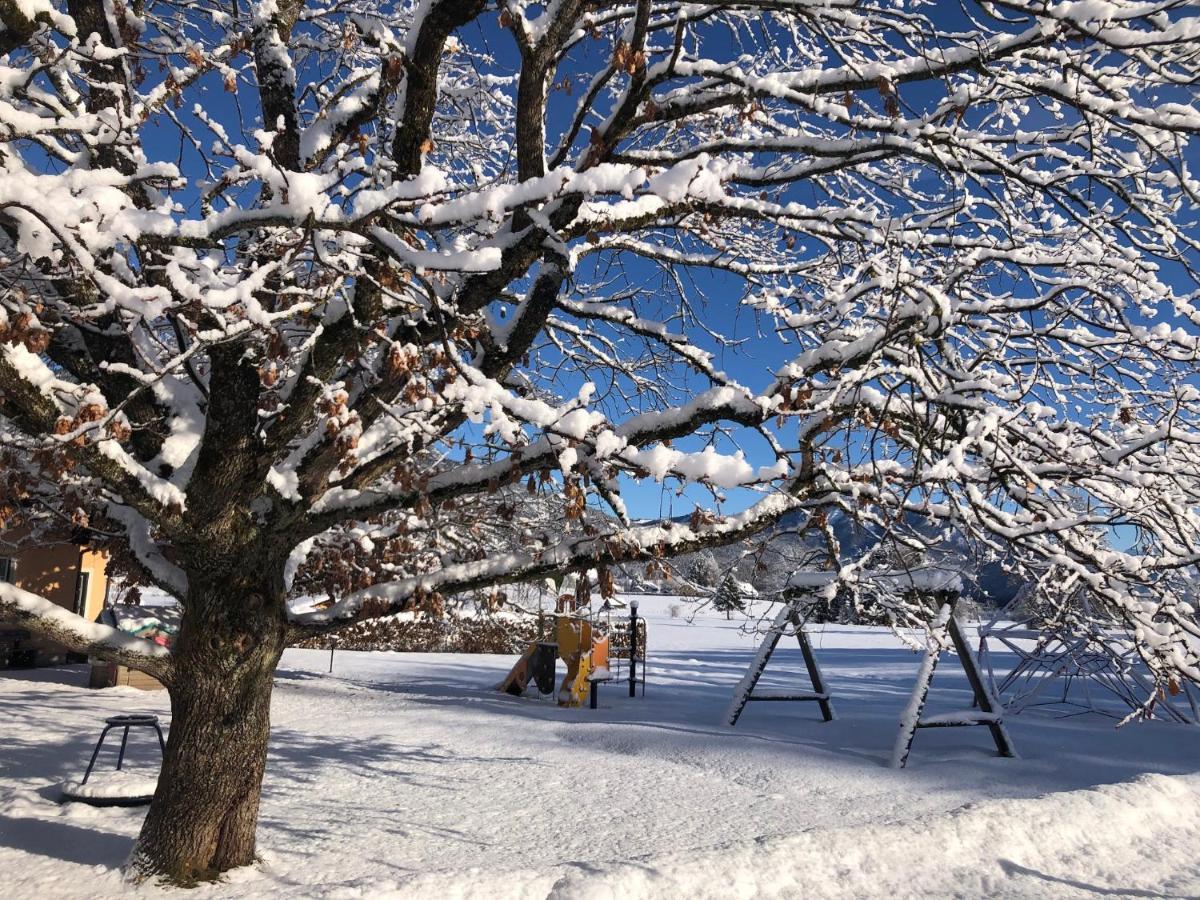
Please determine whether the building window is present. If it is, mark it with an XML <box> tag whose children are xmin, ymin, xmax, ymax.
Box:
<box><xmin>74</xmin><ymin>571</ymin><xmax>91</xmax><ymax>617</ymax></box>
<box><xmin>0</xmin><ymin>557</ymin><xmax>14</xmax><ymax>583</ymax></box>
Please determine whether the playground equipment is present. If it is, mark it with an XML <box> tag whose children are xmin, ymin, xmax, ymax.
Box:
<box><xmin>727</xmin><ymin>570</ymin><xmax>1016</xmax><ymax>768</ymax></box>
<box><xmin>61</xmin><ymin>714</ymin><xmax>166</xmax><ymax>807</ymax></box>
<box><xmin>892</xmin><ymin>590</ymin><xmax>1016</xmax><ymax>768</ymax></box>
<box><xmin>499</xmin><ymin>640</ymin><xmax>559</xmax><ymax>696</ymax></box>
<box><xmin>725</xmin><ymin>585</ymin><xmax>835</xmax><ymax>726</ymax></box>
<box><xmin>978</xmin><ymin>589</ymin><xmax>1199</xmax><ymax>724</ymax></box>
<box><xmin>499</xmin><ymin>596</ymin><xmax>645</xmax><ymax>708</ymax></box>
<box><xmin>559</xmin><ymin>615</ymin><xmax>612</xmax><ymax>707</ymax></box>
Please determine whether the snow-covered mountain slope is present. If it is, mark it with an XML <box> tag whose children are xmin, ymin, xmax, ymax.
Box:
<box><xmin>640</xmin><ymin>507</ymin><xmax>1027</xmax><ymax>607</ymax></box>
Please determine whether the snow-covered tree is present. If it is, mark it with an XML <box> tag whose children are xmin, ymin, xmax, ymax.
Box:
<box><xmin>1</xmin><ymin>0</ymin><xmax>1199</xmax><ymax>882</ymax></box>
<box><xmin>712</xmin><ymin>574</ymin><xmax>751</xmax><ymax>620</ymax></box>
<box><xmin>689</xmin><ymin>551</ymin><xmax>721</xmax><ymax>588</ymax></box>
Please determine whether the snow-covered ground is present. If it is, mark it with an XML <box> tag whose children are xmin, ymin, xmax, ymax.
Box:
<box><xmin>3</xmin><ymin>595</ymin><xmax>1199</xmax><ymax>899</ymax></box>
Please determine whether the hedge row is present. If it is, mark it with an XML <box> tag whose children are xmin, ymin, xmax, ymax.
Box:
<box><xmin>294</xmin><ymin>616</ymin><xmax>543</xmax><ymax>654</ymax></box>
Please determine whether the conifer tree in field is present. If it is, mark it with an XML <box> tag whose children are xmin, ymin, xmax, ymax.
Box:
<box><xmin>712</xmin><ymin>574</ymin><xmax>748</xmax><ymax>620</ymax></box>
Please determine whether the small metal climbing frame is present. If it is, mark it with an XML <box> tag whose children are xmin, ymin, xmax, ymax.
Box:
<box><xmin>978</xmin><ymin>593</ymin><xmax>1199</xmax><ymax>724</ymax></box>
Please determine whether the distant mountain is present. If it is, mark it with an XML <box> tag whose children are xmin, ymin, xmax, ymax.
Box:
<box><xmin>622</xmin><ymin>507</ymin><xmax>1026</xmax><ymax>608</ymax></box>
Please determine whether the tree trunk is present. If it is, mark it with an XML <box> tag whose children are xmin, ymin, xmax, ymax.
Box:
<box><xmin>129</xmin><ymin>574</ymin><xmax>288</xmax><ymax>884</ymax></box>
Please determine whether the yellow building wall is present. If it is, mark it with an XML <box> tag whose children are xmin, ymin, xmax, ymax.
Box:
<box><xmin>79</xmin><ymin>549</ymin><xmax>109</xmax><ymax>622</ymax></box>
<box><xmin>1</xmin><ymin>531</ymin><xmax>110</xmax><ymax>663</ymax></box>
<box><xmin>7</xmin><ymin>541</ymin><xmax>108</xmax><ymax>620</ymax></box>
<box><xmin>11</xmin><ymin>543</ymin><xmax>75</xmax><ymax>609</ymax></box>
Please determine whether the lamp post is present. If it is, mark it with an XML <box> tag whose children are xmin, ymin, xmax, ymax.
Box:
<box><xmin>629</xmin><ymin>598</ymin><xmax>639</xmax><ymax>697</ymax></box>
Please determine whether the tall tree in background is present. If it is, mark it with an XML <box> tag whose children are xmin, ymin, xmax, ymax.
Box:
<box><xmin>712</xmin><ymin>573</ymin><xmax>749</xmax><ymax>620</ymax></box>
<box><xmin>689</xmin><ymin>550</ymin><xmax>722</xmax><ymax>588</ymax></box>
<box><xmin>1</xmin><ymin>0</ymin><xmax>1199</xmax><ymax>882</ymax></box>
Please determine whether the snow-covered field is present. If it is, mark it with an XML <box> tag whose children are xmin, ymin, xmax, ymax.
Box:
<box><xmin>3</xmin><ymin>595</ymin><xmax>1200</xmax><ymax>899</ymax></box>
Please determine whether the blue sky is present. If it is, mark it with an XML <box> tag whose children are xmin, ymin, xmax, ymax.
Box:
<box><xmin>125</xmin><ymin>3</ymin><xmax>1200</xmax><ymax>533</ymax></box>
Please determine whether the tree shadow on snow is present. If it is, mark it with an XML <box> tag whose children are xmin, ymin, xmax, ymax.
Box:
<box><xmin>277</xmin><ymin>644</ymin><xmax>1200</xmax><ymax>803</ymax></box>
<box><xmin>0</xmin><ymin>694</ymin><xmax>168</xmax><ymax>783</ymax></box>
<box><xmin>998</xmin><ymin>859</ymin><xmax>1187</xmax><ymax>898</ymax></box>
<box><xmin>256</xmin><ymin>719</ymin><xmax>542</xmax><ymax>856</ymax></box>
<box><xmin>0</xmin><ymin>813</ymin><xmax>136</xmax><ymax>867</ymax></box>
<box><xmin>0</xmin><ymin>664</ymin><xmax>91</xmax><ymax>687</ymax></box>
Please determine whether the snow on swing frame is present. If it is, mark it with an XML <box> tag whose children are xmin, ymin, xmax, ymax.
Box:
<box><xmin>726</xmin><ymin>567</ymin><xmax>1022</xmax><ymax>767</ymax></box>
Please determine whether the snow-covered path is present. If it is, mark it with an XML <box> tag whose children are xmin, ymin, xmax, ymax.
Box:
<box><xmin>3</xmin><ymin>597</ymin><xmax>1199</xmax><ymax>898</ymax></box>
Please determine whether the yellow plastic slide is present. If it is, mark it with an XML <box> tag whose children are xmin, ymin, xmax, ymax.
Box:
<box><xmin>498</xmin><ymin>642</ymin><xmax>537</xmax><ymax>696</ymax></box>
<box><xmin>557</xmin><ymin>616</ymin><xmax>592</xmax><ymax>706</ymax></box>
<box><xmin>498</xmin><ymin>617</ymin><xmax>610</xmax><ymax>707</ymax></box>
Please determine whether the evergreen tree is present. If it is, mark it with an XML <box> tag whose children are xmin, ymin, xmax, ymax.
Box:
<box><xmin>712</xmin><ymin>576</ymin><xmax>748</xmax><ymax>620</ymax></box>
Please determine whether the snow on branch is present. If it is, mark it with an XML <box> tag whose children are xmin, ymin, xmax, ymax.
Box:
<box><xmin>0</xmin><ymin>582</ymin><xmax>171</xmax><ymax>678</ymax></box>
<box><xmin>290</xmin><ymin>491</ymin><xmax>806</xmax><ymax>628</ymax></box>
<box><xmin>0</xmin><ymin>0</ymin><xmax>1199</xmax><ymax>694</ymax></box>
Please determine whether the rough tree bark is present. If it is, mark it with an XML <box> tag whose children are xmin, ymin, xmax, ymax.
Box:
<box><xmin>130</xmin><ymin>569</ymin><xmax>288</xmax><ymax>882</ymax></box>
